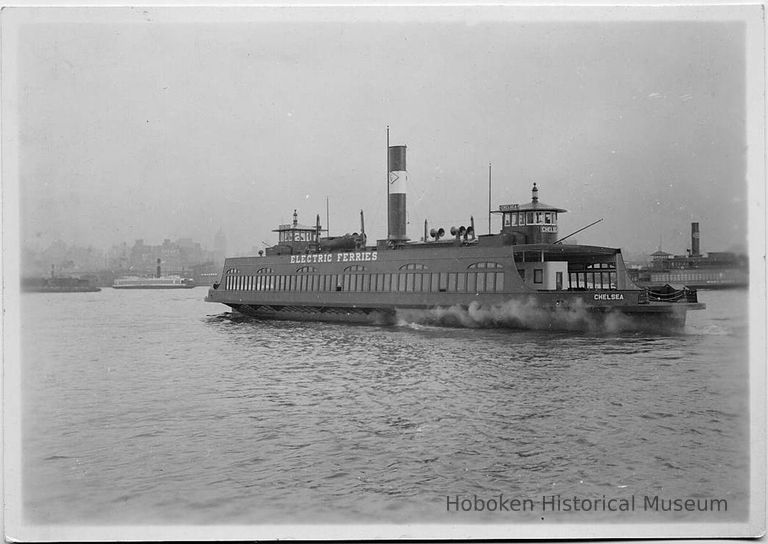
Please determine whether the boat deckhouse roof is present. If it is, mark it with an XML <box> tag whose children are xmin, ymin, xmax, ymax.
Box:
<box><xmin>506</xmin><ymin>200</ymin><xmax>567</xmax><ymax>213</ymax></box>
<box><xmin>273</xmin><ymin>223</ymin><xmax>317</xmax><ymax>232</ymax></box>
<box><xmin>272</xmin><ymin>209</ymin><xmax>318</xmax><ymax>233</ymax></box>
<box><xmin>497</xmin><ymin>183</ymin><xmax>567</xmax><ymax>213</ymax></box>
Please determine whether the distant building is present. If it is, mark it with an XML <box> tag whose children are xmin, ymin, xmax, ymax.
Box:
<box><xmin>213</xmin><ymin>229</ymin><xmax>227</xmax><ymax>264</ymax></box>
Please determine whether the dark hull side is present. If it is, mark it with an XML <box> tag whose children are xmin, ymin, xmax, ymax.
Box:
<box><xmin>22</xmin><ymin>286</ymin><xmax>102</xmax><ymax>293</ymax></box>
<box><xmin>224</xmin><ymin>297</ymin><xmax>700</xmax><ymax>331</ymax></box>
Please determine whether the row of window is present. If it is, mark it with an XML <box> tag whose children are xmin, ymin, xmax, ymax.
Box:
<box><xmin>653</xmin><ymin>272</ymin><xmax>725</xmax><ymax>282</ymax></box>
<box><xmin>228</xmin><ymin>261</ymin><xmax>504</xmax><ymax>275</ymax></box>
<box><xmin>570</xmin><ymin>271</ymin><xmax>617</xmax><ymax>290</ymax></box>
<box><xmin>503</xmin><ymin>211</ymin><xmax>558</xmax><ymax>227</ymax></box>
<box><xmin>223</xmin><ymin>271</ymin><xmax>506</xmax><ymax>294</ymax></box>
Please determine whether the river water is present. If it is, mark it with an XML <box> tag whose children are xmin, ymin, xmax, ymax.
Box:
<box><xmin>18</xmin><ymin>287</ymin><xmax>751</xmax><ymax>527</ymax></box>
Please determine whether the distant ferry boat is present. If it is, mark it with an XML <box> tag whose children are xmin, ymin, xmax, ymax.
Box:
<box><xmin>22</xmin><ymin>268</ymin><xmax>101</xmax><ymax>293</ymax></box>
<box><xmin>628</xmin><ymin>224</ymin><xmax>748</xmax><ymax>289</ymax></box>
<box><xmin>206</xmin><ymin>139</ymin><xmax>705</xmax><ymax>329</ymax></box>
<box><xmin>113</xmin><ymin>259</ymin><xmax>195</xmax><ymax>289</ymax></box>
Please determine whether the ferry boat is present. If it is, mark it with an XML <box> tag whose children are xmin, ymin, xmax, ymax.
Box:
<box><xmin>113</xmin><ymin>259</ymin><xmax>195</xmax><ymax>289</ymax></box>
<box><xmin>206</xmin><ymin>142</ymin><xmax>705</xmax><ymax>329</ymax></box>
<box><xmin>627</xmin><ymin>223</ymin><xmax>748</xmax><ymax>289</ymax></box>
<box><xmin>22</xmin><ymin>266</ymin><xmax>101</xmax><ymax>293</ymax></box>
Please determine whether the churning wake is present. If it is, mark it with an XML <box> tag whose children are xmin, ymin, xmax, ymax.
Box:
<box><xmin>395</xmin><ymin>299</ymin><xmax>647</xmax><ymax>333</ymax></box>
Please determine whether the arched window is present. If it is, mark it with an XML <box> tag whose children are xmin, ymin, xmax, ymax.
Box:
<box><xmin>297</xmin><ymin>266</ymin><xmax>317</xmax><ymax>273</ymax></box>
<box><xmin>257</xmin><ymin>267</ymin><xmax>273</xmax><ymax>274</ymax></box>
<box><xmin>399</xmin><ymin>263</ymin><xmax>428</xmax><ymax>270</ymax></box>
<box><xmin>468</xmin><ymin>262</ymin><xmax>503</xmax><ymax>269</ymax></box>
<box><xmin>225</xmin><ymin>267</ymin><xmax>239</xmax><ymax>274</ymax></box>
<box><xmin>344</xmin><ymin>265</ymin><xmax>366</xmax><ymax>272</ymax></box>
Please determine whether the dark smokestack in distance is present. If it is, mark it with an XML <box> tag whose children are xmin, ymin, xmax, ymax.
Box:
<box><xmin>691</xmin><ymin>222</ymin><xmax>700</xmax><ymax>257</ymax></box>
<box><xmin>157</xmin><ymin>258</ymin><xmax>162</xmax><ymax>278</ymax></box>
<box><xmin>388</xmin><ymin>145</ymin><xmax>408</xmax><ymax>241</ymax></box>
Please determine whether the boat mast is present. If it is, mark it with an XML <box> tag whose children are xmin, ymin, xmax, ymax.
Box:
<box><xmin>488</xmin><ymin>162</ymin><xmax>492</xmax><ymax>235</ymax></box>
<box><xmin>386</xmin><ymin>125</ymin><xmax>390</xmax><ymax>240</ymax></box>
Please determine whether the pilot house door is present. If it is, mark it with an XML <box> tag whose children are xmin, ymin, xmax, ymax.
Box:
<box><xmin>556</xmin><ymin>272</ymin><xmax>563</xmax><ymax>290</ymax></box>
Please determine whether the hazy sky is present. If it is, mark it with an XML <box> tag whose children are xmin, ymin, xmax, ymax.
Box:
<box><xmin>9</xmin><ymin>6</ymin><xmax>756</xmax><ymax>256</ymax></box>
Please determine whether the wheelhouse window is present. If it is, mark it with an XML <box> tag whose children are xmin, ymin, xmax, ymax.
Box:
<box><xmin>534</xmin><ymin>269</ymin><xmax>543</xmax><ymax>284</ymax></box>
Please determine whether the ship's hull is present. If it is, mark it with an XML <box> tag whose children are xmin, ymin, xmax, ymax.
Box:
<box><xmin>629</xmin><ymin>267</ymin><xmax>748</xmax><ymax>290</ymax></box>
<box><xmin>113</xmin><ymin>284</ymin><xmax>196</xmax><ymax>289</ymax></box>
<box><xmin>23</xmin><ymin>286</ymin><xmax>102</xmax><ymax>293</ymax></box>
<box><xmin>113</xmin><ymin>276</ymin><xmax>196</xmax><ymax>289</ymax></box>
<box><xmin>206</xmin><ymin>291</ymin><xmax>705</xmax><ymax>331</ymax></box>
<box><xmin>224</xmin><ymin>298</ymin><xmax>699</xmax><ymax>330</ymax></box>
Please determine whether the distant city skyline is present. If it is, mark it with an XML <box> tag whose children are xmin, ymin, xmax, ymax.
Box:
<box><xmin>5</xmin><ymin>6</ymin><xmax>761</xmax><ymax>260</ymax></box>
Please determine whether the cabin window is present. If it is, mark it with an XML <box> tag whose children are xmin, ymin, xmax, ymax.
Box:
<box><xmin>511</xmin><ymin>214</ymin><xmax>518</xmax><ymax>226</ymax></box>
<box><xmin>527</xmin><ymin>212</ymin><xmax>534</xmax><ymax>224</ymax></box>
<box><xmin>503</xmin><ymin>214</ymin><xmax>511</xmax><ymax>226</ymax></box>
<box><xmin>485</xmin><ymin>273</ymin><xmax>494</xmax><ymax>291</ymax></box>
<box><xmin>535</xmin><ymin>212</ymin><xmax>542</xmax><ymax>224</ymax></box>
<box><xmin>534</xmin><ymin>269</ymin><xmax>543</xmax><ymax>284</ymax></box>
<box><xmin>430</xmin><ymin>273</ymin><xmax>439</xmax><ymax>292</ymax></box>
<box><xmin>457</xmin><ymin>273</ymin><xmax>466</xmax><ymax>292</ymax></box>
<box><xmin>397</xmin><ymin>273</ymin><xmax>406</xmax><ymax>291</ymax></box>
<box><xmin>448</xmin><ymin>273</ymin><xmax>457</xmax><ymax>291</ymax></box>
<box><xmin>495</xmin><ymin>272</ymin><xmax>504</xmax><ymax>291</ymax></box>
<box><xmin>467</xmin><ymin>272</ymin><xmax>477</xmax><ymax>292</ymax></box>
<box><xmin>477</xmin><ymin>273</ymin><xmax>487</xmax><ymax>292</ymax></box>
<box><xmin>437</xmin><ymin>272</ymin><xmax>447</xmax><ymax>292</ymax></box>
<box><xmin>406</xmin><ymin>273</ymin><xmax>415</xmax><ymax>292</ymax></box>
<box><xmin>544</xmin><ymin>213</ymin><xmax>551</xmax><ymax>224</ymax></box>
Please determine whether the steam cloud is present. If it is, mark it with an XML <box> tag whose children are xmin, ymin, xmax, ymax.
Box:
<box><xmin>395</xmin><ymin>298</ymin><xmax>643</xmax><ymax>333</ymax></box>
